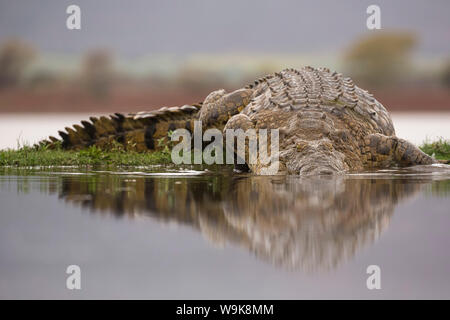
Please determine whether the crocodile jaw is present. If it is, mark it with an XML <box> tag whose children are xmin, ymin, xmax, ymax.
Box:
<box><xmin>283</xmin><ymin>139</ymin><xmax>349</xmax><ymax>176</ymax></box>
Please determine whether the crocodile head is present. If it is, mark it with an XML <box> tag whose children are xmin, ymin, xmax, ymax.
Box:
<box><xmin>250</xmin><ymin>137</ymin><xmax>349</xmax><ymax>176</ymax></box>
<box><xmin>267</xmin><ymin>138</ymin><xmax>349</xmax><ymax>176</ymax></box>
<box><xmin>249</xmin><ymin>109</ymin><xmax>351</xmax><ymax>176</ymax></box>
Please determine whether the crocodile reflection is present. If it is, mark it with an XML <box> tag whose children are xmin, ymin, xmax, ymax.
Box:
<box><xmin>56</xmin><ymin>174</ymin><xmax>428</xmax><ymax>271</ymax></box>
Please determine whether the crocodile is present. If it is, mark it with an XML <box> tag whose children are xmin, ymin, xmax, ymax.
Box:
<box><xmin>41</xmin><ymin>66</ymin><xmax>438</xmax><ymax>175</ymax></box>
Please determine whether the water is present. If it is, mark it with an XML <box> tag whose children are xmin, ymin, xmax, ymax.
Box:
<box><xmin>1</xmin><ymin>165</ymin><xmax>450</xmax><ymax>299</ymax></box>
<box><xmin>1</xmin><ymin>112</ymin><xmax>450</xmax><ymax>298</ymax></box>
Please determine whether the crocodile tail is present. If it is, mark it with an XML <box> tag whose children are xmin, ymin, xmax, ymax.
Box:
<box><xmin>38</xmin><ymin>103</ymin><xmax>202</xmax><ymax>151</ymax></box>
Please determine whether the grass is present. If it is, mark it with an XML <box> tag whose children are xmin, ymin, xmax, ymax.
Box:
<box><xmin>0</xmin><ymin>143</ymin><xmax>173</xmax><ymax>167</ymax></box>
<box><xmin>419</xmin><ymin>138</ymin><xmax>450</xmax><ymax>161</ymax></box>
<box><xmin>0</xmin><ymin>138</ymin><xmax>449</xmax><ymax>168</ymax></box>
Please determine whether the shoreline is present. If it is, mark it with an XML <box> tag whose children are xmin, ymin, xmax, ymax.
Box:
<box><xmin>0</xmin><ymin>87</ymin><xmax>449</xmax><ymax>113</ymax></box>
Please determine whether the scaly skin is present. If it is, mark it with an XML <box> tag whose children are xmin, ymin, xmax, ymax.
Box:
<box><xmin>42</xmin><ymin>104</ymin><xmax>203</xmax><ymax>151</ymax></box>
<box><xmin>41</xmin><ymin>67</ymin><xmax>436</xmax><ymax>175</ymax></box>
<box><xmin>202</xmin><ymin>67</ymin><xmax>436</xmax><ymax>174</ymax></box>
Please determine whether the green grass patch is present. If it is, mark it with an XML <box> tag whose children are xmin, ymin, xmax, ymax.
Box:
<box><xmin>419</xmin><ymin>138</ymin><xmax>450</xmax><ymax>161</ymax></box>
<box><xmin>1</xmin><ymin>138</ymin><xmax>449</xmax><ymax>168</ymax></box>
<box><xmin>0</xmin><ymin>144</ymin><xmax>173</xmax><ymax>167</ymax></box>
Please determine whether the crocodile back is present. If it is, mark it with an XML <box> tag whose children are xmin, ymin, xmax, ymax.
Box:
<box><xmin>244</xmin><ymin>67</ymin><xmax>395</xmax><ymax>136</ymax></box>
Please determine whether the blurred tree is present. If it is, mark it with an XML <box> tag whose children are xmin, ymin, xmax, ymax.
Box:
<box><xmin>176</xmin><ymin>68</ymin><xmax>227</xmax><ymax>93</ymax></box>
<box><xmin>0</xmin><ymin>39</ymin><xmax>36</xmax><ymax>88</ymax></box>
<box><xmin>27</xmin><ymin>70</ymin><xmax>58</xmax><ymax>90</ymax></box>
<box><xmin>81</xmin><ymin>50</ymin><xmax>114</xmax><ymax>98</ymax></box>
<box><xmin>343</xmin><ymin>32</ymin><xmax>417</xmax><ymax>87</ymax></box>
<box><xmin>442</xmin><ymin>60</ymin><xmax>450</xmax><ymax>88</ymax></box>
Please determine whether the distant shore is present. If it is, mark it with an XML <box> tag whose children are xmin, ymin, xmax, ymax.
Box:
<box><xmin>0</xmin><ymin>86</ymin><xmax>449</xmax><ymax>113</ymax></box>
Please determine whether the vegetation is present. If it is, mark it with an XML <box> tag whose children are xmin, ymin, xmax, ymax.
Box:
<box><xmin>82</xmin><ymin>49</ymin><xmax>114</xmax><ymax>98</ymax></box>
<box><xmin>0</xmin><ymin>138</ymin><xmax>448</xmax><ymax>168</ymax></box>
<box><xmin>0</xmin><ymin>39</ymin><xmax>35</xmax><ymax>88</ymax></box>
<box><xmin>442</xmin><ymin>60</ymin><xmax>450</xmax><ymax>88</ymax></box>
<box><xmin>0</xmin><ymin>144</ymin><xmax>172</xmax><ymax>167</ymax></box>
<box><xmin>419</xmin><ymin>138</ymin><xmax>450</xmax><ymax>161</ymax></box>
<box><xmin>343</xmin><ymin>31</ymin><xmax>417</xmax><ymax>86</ymax></box>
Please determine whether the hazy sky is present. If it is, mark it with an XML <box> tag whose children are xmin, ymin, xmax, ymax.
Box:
<box><xmin>0</xmin><ymin>0</ymin><xmax>449</xmax><ymax>57</ymax></box>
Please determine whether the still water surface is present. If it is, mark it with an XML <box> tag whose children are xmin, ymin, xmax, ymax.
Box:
<box><xmin>1</xmin><ymin>165</ymin><xmax>450</xmax><ymax>299</ymax></box>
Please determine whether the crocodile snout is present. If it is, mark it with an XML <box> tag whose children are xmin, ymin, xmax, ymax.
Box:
<box><xmin>289</xmin><ymin>139</ymin><xmax>349</xmax><ymax>176</ymax></box>
<box><xmin>298</xmin><ymin>164</ymin><xmax>338</xmax><ymax>176</ymax></box>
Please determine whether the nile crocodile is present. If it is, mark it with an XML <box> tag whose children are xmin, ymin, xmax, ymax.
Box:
<box><xmin>41</xmin><ymin>66</ymin><xmax>437</xmax><ymax>175</ymax></box>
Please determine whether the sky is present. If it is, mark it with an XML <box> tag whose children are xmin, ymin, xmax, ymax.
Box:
<box><xmin>0</xmin><ymin>0</ymin><xmax>449</xmax><ymax>57</ymax></box>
